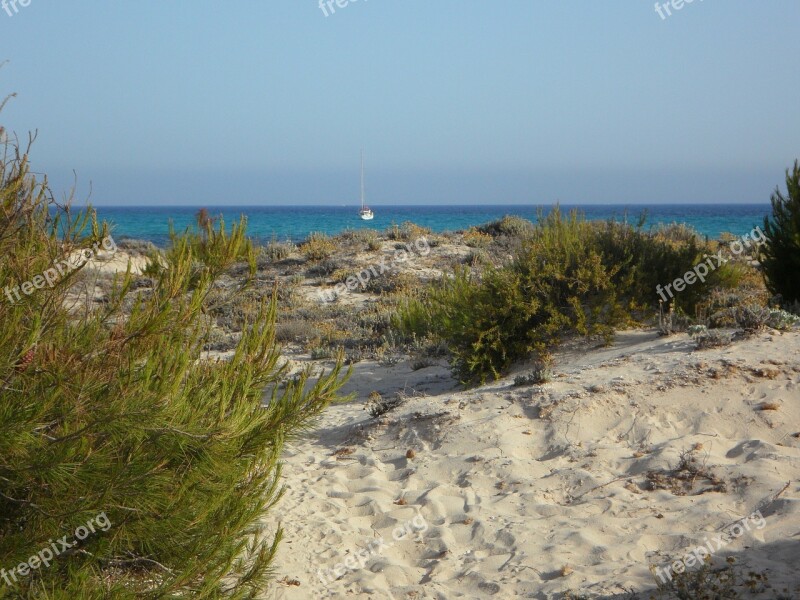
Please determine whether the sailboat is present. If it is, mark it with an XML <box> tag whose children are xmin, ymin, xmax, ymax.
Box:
<box><xmin>358</xmin><ymin>151</ymin><xmax>374</xmax><ymax>220</ymax></box>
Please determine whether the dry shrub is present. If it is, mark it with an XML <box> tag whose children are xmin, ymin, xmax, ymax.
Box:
<box><xmin>300</xmin><ymin>232</ymin><xmax>337</xmax><ymax>261</ymax></box>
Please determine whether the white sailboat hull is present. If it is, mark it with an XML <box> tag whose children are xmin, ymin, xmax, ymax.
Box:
<box><xmin>358</xmin><ymin>151</ymin><xmax>375</xmax><ymax>220</ymax></box>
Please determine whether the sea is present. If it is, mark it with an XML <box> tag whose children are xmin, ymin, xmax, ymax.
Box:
<box><xmin>89</xmin><ymin>204</ymin><xmax>771</xmax><ymax>246</ymax></box>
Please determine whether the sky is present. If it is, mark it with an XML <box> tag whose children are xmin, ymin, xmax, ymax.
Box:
<box><xmin>1</xmin><ymin>1</ymin><xmax>799</xmax><ymax>206</ymax></box>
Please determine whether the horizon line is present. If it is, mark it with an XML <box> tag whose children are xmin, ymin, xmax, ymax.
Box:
<box><xmin>83</xmin><ymin>201</ymin><xmax>772</xmax><ymax>208</ymax></box>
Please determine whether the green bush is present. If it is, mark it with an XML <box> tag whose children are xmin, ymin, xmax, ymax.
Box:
<box><xmin>592</xmin><ymin>218</ymin><xmax>742</xmax><ymax>314</ymax></box>
<box><xmin>395</xmin><ymin>210</ymin><xmax>623</xmax><ymax>383</ymax></box>
<box><xmin>394</xmin><ymin>208</ymin><xmax>741</xmax><ymax>384</ymax></box>
<box><xmin>0</xmin><ymin>133</ymin><xmax>348</xmax><ymax>597</ymax></box>
<box><xmin>761</xmin><ymin>160</ymin><xmax>800</xmax><ymax>305</ymax></box>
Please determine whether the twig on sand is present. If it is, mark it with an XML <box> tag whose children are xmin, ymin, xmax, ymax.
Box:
<box><xmin>567</xmin><ymin>475</ymin><xmax>628</xmax><ymax>504</ymax></box>
<box><xmin>717</xmin><ymin>481</ymin><xmax>792</xmax><ymax>531</ymax></box>
<box><xmin>772</xmin><ymin>481</ymin><xmax>791</xmax><ymax>502</ymax></box>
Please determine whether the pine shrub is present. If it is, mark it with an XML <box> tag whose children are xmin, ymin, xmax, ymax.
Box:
<box><xmin>761</xmin><ymin>160</ymin><xmax>800</xmax><ymax>305</ymax></box>
<box><xmin>0</xmin><ymin>133</ymin><xmax>348</xmax><ymax>597</ymax></box>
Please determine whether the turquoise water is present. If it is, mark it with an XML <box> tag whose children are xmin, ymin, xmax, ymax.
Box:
<box><xmin>91</xmin><ymin>204</ymin><xmax>771</xmax><ymax>246</ymax></box>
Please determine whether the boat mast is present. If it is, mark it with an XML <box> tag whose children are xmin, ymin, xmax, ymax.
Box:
<box><xmin>360</xmin><ymin>150</ymin><xmax>365</xmax><ymax>210</ymax></box>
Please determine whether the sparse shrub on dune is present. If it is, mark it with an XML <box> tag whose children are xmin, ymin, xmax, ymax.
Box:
<box><xmin>699</xmin><ymin>287</ymin><xmax>769</xmax><ymax>329</ymax></box>
<box><xmin>262</xmin><ymin>238</ymin><xmax>294</xmax><ymax>262</ymax></box>
<box><xmin>300</xmin><ymin>231</ymin><xmax>336</xmax><ymax>261</ymax></box>
<box><xmin>653</xmin><ymin>221</ymin><xmax>702</xmax><ymax>244</ymax></box>
<box><xmin>275</xmin><ymin>319</ymin><xmax>319</xmax><ymax>343</ymax></box>
<box><xmin>0</xmin><ymin>128</ymin><xmax>349</xmax><ymax>596</ymax></box>
<box><xmin>688</xmin><ymin>326</ymin><xmax>732</xmax><ymax>349</ymax></box>
<box><xmin>385</xmin><ymin>221</ymin><xmax>431</xmax><ymax>242</ymax></box>
<box><xmin>514</xmin><ymin>361</ymin><xmax>552</xmax><ymax>386</ymax></box>
<box><xmin>477</xmin><ymin>214</ymin><xmax>535</xmax><ymax>238</ymax></box>
<box><xmin>734</xmin><ymin>304</ymin><xmax>772</xmax><ymax>334</ymax></box>
<box><xmin>463</xmin><ymin>228</ymin><xmax>493</xmax><ymax>248</ymax></box>
<box><xmin>364</xmin><ymin>270</ymin><xmax>418</xmax><ymax>295</ymax></box>
<box><xmin>338</xmin><ymin>228</ymin><xmax>381</xmax><ymax>251</ymax></box>
<box><xmin>767</xmin><ymin>308</ymin><xmax>800</xmax><ymax>330</ymax></box>
<box><xmin>306</xmin><ymin>257</ymin><xmax>344</xmax><ymax>277</ymax></box>
<box><xmin>464</xmin><ymin>248</ymin><xmax>489</xmax><ymax>266</ymax></box>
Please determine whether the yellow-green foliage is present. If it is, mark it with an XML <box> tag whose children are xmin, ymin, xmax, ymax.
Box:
<box><xmin>463</xmin><ymin>228</ymin><xmax>493</xmax><ymax>248</ymax></box>
<box><xmin>0</xmin><ymin>133</ymin><xmax>348</xmax><ymax>597</ymax></box>
<box><xmin>477</xmin><ymin>215</ymin><xmax>535</xmax><ymax>238</ymax></box>
<box><xmin>300</xmin><ymin>231</ymin><xmax>336</xmax><ymax>261</ymax></box>
<box><xmin>394</xmin><ymin>208</ymin><xmax>742</xmax><ymax>384</ymax></box>
<box><xmin>592</xmin><ymin>217</ymin><xmax>742</xmax><ymax>314</ymax></box>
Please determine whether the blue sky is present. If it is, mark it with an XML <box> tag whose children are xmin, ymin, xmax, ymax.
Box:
<box><xmin>1</xmin><ymin>1</ymin><xmax>798</xmax><ymax>205</ymax></box>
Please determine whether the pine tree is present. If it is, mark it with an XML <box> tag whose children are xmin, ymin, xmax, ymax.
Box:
<box><xmin>0</xmin><ymin>117</ymin><xmax>348</xmax><ymax>597</ymax></box>
<box><xmin>761</xmin><ymin>161</ymin><xmax>800</xmax><ymax>306</ymax></box>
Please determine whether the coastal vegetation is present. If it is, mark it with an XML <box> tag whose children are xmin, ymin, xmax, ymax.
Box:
<box><xmin>761</xmin><ymin>160</ymin><xmax>800</xmax><ymax>307</ymax></box>
<box><xmin>3</xmin><ymin>112</ymin><xmax>797</xmax><ymax>596</ymax></box>
<box><xmin>0</xmin><ymin>132</ymin><xmax>348</xmax><ymax>597</ymax></box>
<box><xmin>393</xmin><ymin>208</ymin><xmax>745</xmax><ymax>383</ymax></box>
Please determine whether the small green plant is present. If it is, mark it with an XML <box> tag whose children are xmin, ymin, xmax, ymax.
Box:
<box><xmin>263</xmin><ymin>238</ymin><xmax>294</xmax><ymax>261</ymax></box>
<box><xmin>652</xmin><ymin>557</ymin><xmax>775</xmax><ymax>599</ymax></box>
<box><xmin>514</xmin><ymin>367</ymin><xmax>552</xmax><ymax>386</ymax></box>
<box><xmin>767</xmin><ymin>308</ymin><xmax>800</xmax><ymax>330</ymax></box>
<box><xmin>355</xmin><ymin>228</ymin><xmax>381</xmax><ymax>251</ymax></box>
<box><xmin>734</xmin><ymin>304</ymin><xmax>771</xmax><ymax>333</ymax></box>
<box><xmin>687</xmin><ymin>324</ymin><xmax>708</xmax><ymax>337</ymax></box>
<box><xmin>514</xmin><ymin>357</ymin><xmax>553</xmax><ymax>386</ymax></box>
<box><xmin>310</xmin><ymin>344</ymin><xmax>335</xmax><ymax>359</ymax></box>
<box><xmin>365</xmin><ymin>391</ymin><xmax>405</xmax><ymax>418</ymax></box>
<box><xmin>693</xmin><ymin>330</ymin><xmax>732</xmax><ymax>350</ymax></box>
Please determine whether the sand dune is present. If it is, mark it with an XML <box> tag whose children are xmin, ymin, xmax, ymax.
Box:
<box><xmin>267</xmin><ymin>329</ymin><xmax>800</xmax><ymax>599</ymax></box>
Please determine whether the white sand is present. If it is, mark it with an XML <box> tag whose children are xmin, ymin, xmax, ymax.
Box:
<box><xmin>267</xmin><ymin>329</ymin><xmax>800</xmax><ymax>599</ymax></box>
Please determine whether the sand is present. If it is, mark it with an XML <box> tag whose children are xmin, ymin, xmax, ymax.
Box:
<box><xmin>266</xmin><ymin>329</ymin><xmax>800</xmax><ymax>599</ymax></box>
